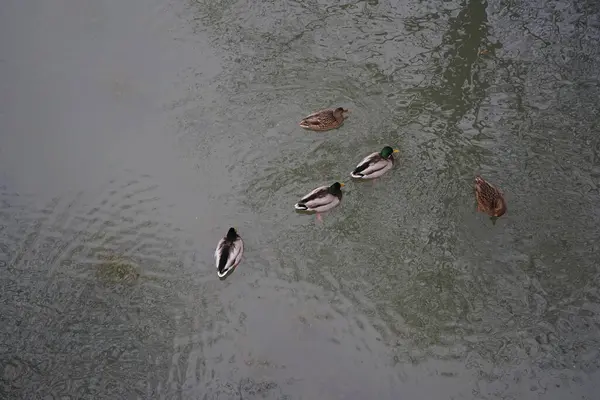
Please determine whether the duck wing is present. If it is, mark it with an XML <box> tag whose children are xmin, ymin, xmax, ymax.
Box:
<box><xmin>352</xmin><ymin>153</ymin><xmax>388</xmax><ymax>176</ymax></box>
<box><xmin>303</xmin><ymin>109</ymin><xmax>333</xmax><ymax>120</ymax></box>
<box><xmin>299</xmin><ymin>110</ymin><xmax>338</xmax><ymax>131</ymax></box>
<box><xmin>476</xmin><ymin>179</ymin><xmax>499</xmax><ymax>200</ymax></box>
<box><xmin>302</xmin><ymin>117</ymin><xmax>327</xmax><ymax>129</ymax></box>
<box><xmin>296</xmin><ymin>186</ymin><xmax>333</xmax><ymax>209</ymax></box>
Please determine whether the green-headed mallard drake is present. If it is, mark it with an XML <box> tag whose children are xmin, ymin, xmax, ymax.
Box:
<box><xmin>350</xmin><ymin>146</ymin><xmax>399</xmax><ymax>179</ymax></box>
<box><xmin>294</xmin><ymin>182</ymin><xmax>344</xmax><ymax>221</ymax></box>
<box><xmin>214</xmin><ymin>227</ymin><xmax>244</xmax><ymax>279</ymax></box>
<box><xmin>475</xmin><ymin>176</ymin><xmax>507</xmax><ymax>218</ymax></box>
<box><xmin>299</xmin><ymin>107</ymin><xmax>348</xmax><ymax>131</ymax></box>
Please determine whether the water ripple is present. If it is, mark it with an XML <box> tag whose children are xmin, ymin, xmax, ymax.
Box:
<box><xmin>0</xmin><ymin>174</ymin><xmax>189</xmax><ymax>398</ymax></box>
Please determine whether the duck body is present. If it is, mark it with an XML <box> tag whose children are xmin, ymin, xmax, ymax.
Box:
<box><xmin>474</xmin><ymin>176</ymin><xmax>507</xmax><ymax>217</ymax></box>
<box><xmin>214</xmin><ymin>228</ymin><xmax>244</xmax><ymax>278</ymax></box>
<box><xmin>294</xmin><ymin>182</ymin><xmax>344</xmax><ymax>214</ymax></box>
<box><xmin>351</xmin><ymin>146</ymin><xmax>399</xmax><ymax>179</ymax></box>
<box><xmin>299</xmin><ymin>107</ymin><xmax>348</xmax><ymax>131</ymax></box>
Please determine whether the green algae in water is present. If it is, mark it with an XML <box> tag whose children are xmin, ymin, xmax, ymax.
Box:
<box><xmin>95</xmin><ymin>254</ymin><xmax>140</xmax><ymax>284</ymax></box>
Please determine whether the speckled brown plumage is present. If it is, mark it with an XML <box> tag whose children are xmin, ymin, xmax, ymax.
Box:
<box><xmin>299</xmin><ymin>107</ymin><xmax>348</xmax><ymax>131</ymax></box>
<box><xmin>475</xmin><ymin>175</ymin><xmax>507</xmax><ymax>217</ymax></box>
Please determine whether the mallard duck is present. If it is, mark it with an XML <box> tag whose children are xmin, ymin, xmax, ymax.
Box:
<box><xmin>350</xmin><ymin>146</ymin><xmax>399</xmax><ymax>179</ymax></box>
<box><xmin>214</xmin><ymin>227</ymin><xmax>244</xmax><ymax>278</ymax></box>
<box><xmin>299</xmin><ymin>107</ymin><xmax>348</xmax><ymax>131</ymax></box>
<box><xmin>294</xmin><ymin>182</ymin><xmax>345</xmax><ymax>221</ymax></box>
<box><xmin>475</xmin><ymin>175</ymin><xmax>507</xmax><ymax>218</ymax></box>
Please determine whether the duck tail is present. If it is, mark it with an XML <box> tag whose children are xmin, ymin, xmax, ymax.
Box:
<box><xmin>294</xmin><ymin>203</ymin><xmax>308</xmax><ymax>211</ymax></box>
<box><xmin>217</xmin><ymin>267</ymin><xmax>228</xmax><ymax>278</ymax></box>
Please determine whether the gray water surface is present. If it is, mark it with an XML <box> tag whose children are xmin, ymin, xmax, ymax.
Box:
<box><xmin>1</xmin><ymin>0</ymin><xmax>600</xmax><ymax>398</ymax></box>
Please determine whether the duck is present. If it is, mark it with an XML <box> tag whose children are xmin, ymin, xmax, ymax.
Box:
<box><xmin>350</xmin><ymin>146</ymin><xmax>399</xmax><ymax>179</ymax></box>
<box><xmin>294</xmin><ymin>182</ymin><xmax>345</xmax><ymax>221</ymax></box>
<box><xmin>299</xmin><ymin>107</ymin><xmax>348</xmax><ymax>131</ymax></box>
<box><xmin>474</xmin><ymin>175</ymin><xmax>507</xmax><ymax>219</ymax></box>
<box><xmin>214</xmin><ymin>227</ymin><xmax>244</xmax><ymax>279</ymax></box>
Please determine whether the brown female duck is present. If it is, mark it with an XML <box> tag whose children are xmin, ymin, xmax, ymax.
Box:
<box><xmin>474</xmin><ymin>175</ymin><xmax>507</xmax><ymax>218</ymax></box>
<box><xmin>299</xmin><ymin>107</ymin><xmax>348</xmax><ymax>131</ymax></box>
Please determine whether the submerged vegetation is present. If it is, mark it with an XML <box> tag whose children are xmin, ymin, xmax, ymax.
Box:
<box><xmin>95</xmin><ymin>253</ymin><xmax>140</xmax><ymax>284</ymax></box>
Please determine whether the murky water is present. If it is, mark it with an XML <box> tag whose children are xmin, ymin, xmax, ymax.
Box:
<box><xmin>1</xmin><ymin>0</ymin><xmax>599</xmax><ymax>398</ymax></box>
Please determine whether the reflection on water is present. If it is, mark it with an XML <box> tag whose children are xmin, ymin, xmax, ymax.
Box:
<box><xmin>1</xmin><ymin>0</ymin><xmax>600</xmax><ymax>398</ymax></box>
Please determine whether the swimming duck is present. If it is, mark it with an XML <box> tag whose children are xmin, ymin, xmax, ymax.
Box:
<box><xmin>474</xmin><ymin>176</ymin><xmax>507</xmax><ymax>219</ymax></box>
<box><xmin>299</xmin><ymin>107</ymin><xmax>348</xmax><ymax>131</ymax></box>
<box><xmin>214</xmin><ymin>227</ymin><xmax>244</xmax><ymax>279</ymax></box>
<box><xmin>350</xmin><ymin>146</ymin><xmax>399</xmax><ymax>179</ymax></box>
<box><xmin>294</xmin><ymin>182</ymin><xmax>344</xmax><ymax>221</ymax></box>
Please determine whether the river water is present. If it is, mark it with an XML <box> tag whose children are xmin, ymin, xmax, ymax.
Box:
<box><xmin>1</xmin><ymin>0</ymin><xmax>599</xmax><ymax>398</ymax></box>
